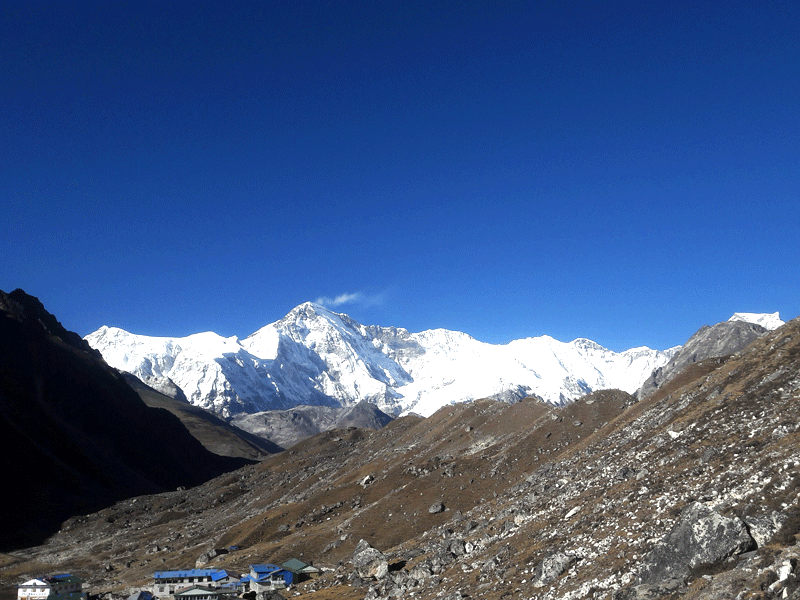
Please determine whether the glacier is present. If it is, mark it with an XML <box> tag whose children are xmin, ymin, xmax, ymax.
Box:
<box><xmin>90</xmin><ymin>302</ymin><xmax>770</xmax><ymax>418</ymax></box>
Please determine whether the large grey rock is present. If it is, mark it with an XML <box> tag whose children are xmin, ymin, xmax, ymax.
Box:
<box><xmin>409</xmin><ymin>564</ymin><xmax>433</xmax><ymax>582</ymax></box>
<box><xmin>532</xmin><ymin>552</ymin><xmax>577</xmax><ymax>587</ymax></box>
<box><xmin>195</xmin><ymin>547</ymin><xmax>228</xmax><ymax>567</ymax></box>
<box><xmin>447</xmin><ymin>538</ymin><xmax>467</xmax><ymax>557</ymax></box>
<box><xmin>638</xmin><ymin>502</ymin><xmax>756</xmax><ymax>584</ymax></box>
<box><xmin>743</xmin><ymin>511</ymin><xmax>788</xmax><ymax>547</ymax></box>
<box><xmin>638</xmin><ymin>321</ymin><xmax>767</xmax><ymax>399</ymax></box>
<box><xmin>353</xmin><ymin>539</ymin><xmax>389</xmax><ymax>580</ymax></box>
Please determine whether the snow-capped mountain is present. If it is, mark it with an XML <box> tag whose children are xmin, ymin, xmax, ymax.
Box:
<box><xmin>728</xmin><ymin>311</ymin><xmax>784</xmax><ymax>330</ymax></box>
<box><xmin>86</xmin><ymin>302</ymin><xmax>684</xmax><ymax>417</ymax></box>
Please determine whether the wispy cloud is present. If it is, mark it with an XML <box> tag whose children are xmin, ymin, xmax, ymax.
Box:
<box><xmin>314</xmin><ymin>291</ymin><xmax>385</xmax><ymax>309</ymax></box>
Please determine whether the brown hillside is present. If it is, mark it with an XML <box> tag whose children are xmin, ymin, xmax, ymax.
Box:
<box><xmin>3</xmin><ymin>319</ymin><xmax>800</xmax><ymax>600</ymax></box>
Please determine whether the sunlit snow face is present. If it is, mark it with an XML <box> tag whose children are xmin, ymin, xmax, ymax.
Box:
<box><xmin>85</xmin><ymin>306</ymin><xmax>674</xmax><ymax>418</ymax></box>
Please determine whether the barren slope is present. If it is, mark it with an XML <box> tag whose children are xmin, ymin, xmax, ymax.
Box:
<box><xmin>3</xmin><ymin>318</ymin><xmax>800</xmax><ymax>600</ymax></box>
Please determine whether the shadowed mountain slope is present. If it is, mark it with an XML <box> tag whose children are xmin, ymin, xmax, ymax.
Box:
<box><xmin>121</xmin><ymin>373</ymin><xmax>283</xmax><ymax>458</ymax></box>
<box><xmin>0</xmin><ymin>289</ymin><xmax>252</xmax><ymax>551</ymax></box>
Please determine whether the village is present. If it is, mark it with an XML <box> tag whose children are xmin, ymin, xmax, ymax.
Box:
<box><xmin>17</xmin><ymin>558</ymin><xmax>322</xmax><ymax>600</ymax></box>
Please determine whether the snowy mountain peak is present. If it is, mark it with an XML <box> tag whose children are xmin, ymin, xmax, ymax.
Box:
<box><xmin>571</xmin><ymin>338</ymin><xmax>606</xmax><ymax>352</ymax></box>
<box><xmin>286</xmin><ymin>301</ymin><xmax>327</xmax><ymax>318</ymax></box>
<box><xmin>728</xmin><ymin>312</ymin><xmax>784</xmax><ymax>330</ymax></box>
<box><xmin>86</xmin><ymin>302</ymin><xmax>678</xmax><ymax>418</ymax></box>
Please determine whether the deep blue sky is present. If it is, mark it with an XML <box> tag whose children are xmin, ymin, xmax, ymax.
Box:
<box><xmin>3</xmin><ymin>1</ymin><xmax>798</xmax><ymax>351</ymax></box>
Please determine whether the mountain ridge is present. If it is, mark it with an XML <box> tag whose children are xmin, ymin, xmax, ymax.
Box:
<box><xmin>230</xmin><ymin>400</ymin><xmax>394</xmax><ymax>449</ymax></box>
<box><xmin>636</xmin><ymin>316</ymin><xmax>783</xmax><ymax>400</ymax></box>
<box><xmin>85</xmin><ymin>302</ymin><xmax>682</xmax><ymax>418</ymax></box>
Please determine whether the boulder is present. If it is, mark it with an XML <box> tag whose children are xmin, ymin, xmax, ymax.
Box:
<box><xmin>744</xmin><ymin>511</ymin><xmax>787</xmax><ymax>547</ymax></box>
<box><xmin>429</xmin><ymin>501</ymin><xmax>445</xmax><ymax>514</ymax></box>
<box><xmin>196</xmin><ymin>547</ymin><xmax>228</xmax><ymax>567</ymax></box>
<box><xmin>448</xmin><ymin>538</ymin><xmax>467</xmax><ymax>557</ymax></box>
<box><xmin>638</xmin><ymin>502</ymin><xmax>756</xmax><ymax>584</ymax></box>
<box><xmin>353</xmin><ymin>539</ymin><xmax>389</xmax><ymax>580</ymax></box>
<box><xmin>532</xmin><ymin>552</ymin><xmax>577</xmax><ymax>587</ymax></box>
<box><xmin>409</xmin><ymin>564</ymin><xmax>433</xmax><ymax>581</ymax></box>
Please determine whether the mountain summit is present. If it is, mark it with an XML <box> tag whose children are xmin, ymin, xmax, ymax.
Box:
<box><xmin>728</xmin><ymin>310</ymin><xmax>784</xmax><ymax>330</ymax></box>
<box><xmin>86</xmin><ymin>304</ymin><xmax>677</xmax><ymax>417</ymax></box>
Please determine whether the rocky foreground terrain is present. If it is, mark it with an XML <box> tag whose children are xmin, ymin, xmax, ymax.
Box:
<box><xmin>3</xmin><ymin>317</ymin><xmax>800</xmax><ymax>600</ymax></box>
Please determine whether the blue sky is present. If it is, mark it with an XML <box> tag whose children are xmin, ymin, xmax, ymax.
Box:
<box><xmin>2</xmin><ymin>1</ymin><xmax>798</xmax><ymax>351</ymax></box>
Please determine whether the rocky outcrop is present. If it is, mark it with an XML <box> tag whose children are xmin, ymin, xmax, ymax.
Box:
<box><xmin>532</xmin><ymin>551</ymin><xmax>577</xmax><ymax>587</ymax></box>
<box><xmin>638</xmin><ymin>502</ymin><xmax>756</xmax><ymax>584</ymax></box>
<box><xmin>353</xmin><ymin>539</ymin><xmax>389</xmax><ymax>580</ymax></box>
<box><xmin>638</xmin><ymin>320</ymin><xmax>768</xmax><ymax>398</ymax></box>
<box><xmin>231</xmin><ymin>402</ymin><xmax>394</xmax><ymax>449</ymax></box>
<box><xmin>195</xmin><ymin>547</ymin><xmax>228</xmax><ymax>567</ymax></box>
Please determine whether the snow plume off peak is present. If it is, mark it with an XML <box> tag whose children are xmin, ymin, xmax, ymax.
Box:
<box><xmin>314</xmin><ymin>291</ymin><xmax>384</xmax><ymax>308</ymax></box>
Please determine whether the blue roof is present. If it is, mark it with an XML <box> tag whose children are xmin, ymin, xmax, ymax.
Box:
<box><xmin>254</xmin><ymin>570</ymin><xmax>290</xmax><ymax>583</ymax></box>
<box><xmin>210</xmin><ymin>572</ymin><xmax>230</xmax><ymax>582</ymax></box>
<box><xmin>153</xmin><ymin>570</ymin><xmax>225</xmax><ymax>579</ymax></box>
<box><xmin>249</xmin><ymin>564</ymin><xmax>279</xmax><ymax>574</ymax></box>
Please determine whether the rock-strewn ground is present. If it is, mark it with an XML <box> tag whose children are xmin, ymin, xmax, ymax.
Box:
<box><xmin>3</xmin><ymin>319</ymin><xmax>800</xmax><ymax>600</ymax></box>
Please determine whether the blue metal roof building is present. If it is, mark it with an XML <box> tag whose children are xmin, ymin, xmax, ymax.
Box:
<box><xmin>248</xmin><ymin>565</ymin><xmax>280</xmax><ymax>575</ymax></box>
<box><xmin>151</xmin><ymin>570</ymin><xmax>233</xmax><ymax>598</ymax></box>
<box><xmin>153</xmin><ymin>570</ymin><xmax>222</xmax><ymax>580</ymax></box>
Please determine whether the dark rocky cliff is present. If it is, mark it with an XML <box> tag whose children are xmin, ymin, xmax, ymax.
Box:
<box><xmin>0</xmin><ymin>288</ymin><xmax>251</xmax><ymax>551</ymax></box>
